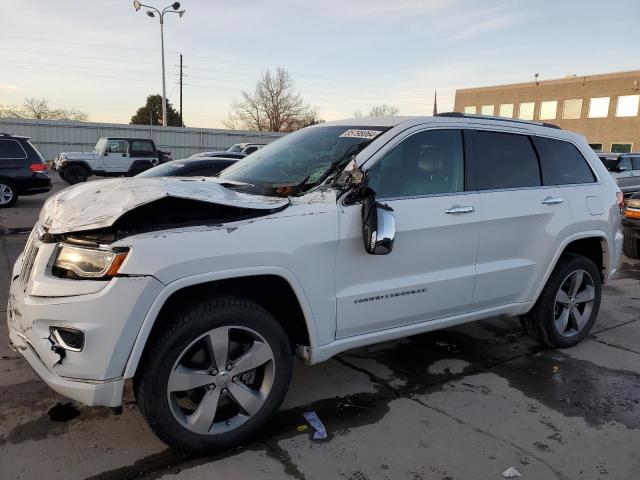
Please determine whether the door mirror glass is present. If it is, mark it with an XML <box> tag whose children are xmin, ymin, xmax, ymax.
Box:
<box><xmin>362</xmin><ymin>188</ymin><xmax>395</xmax><ymax>255</ymax></box>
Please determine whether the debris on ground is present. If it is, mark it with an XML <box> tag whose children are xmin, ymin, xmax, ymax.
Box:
<box><xmin>502</xmin><ymin>466</ymin><xmax>522</xmax><ymax>478</ymax></box>
<box><xmin>303</xmin><ymin>411</ymin><xmax>327</xmax><ymax>440</ymax></box>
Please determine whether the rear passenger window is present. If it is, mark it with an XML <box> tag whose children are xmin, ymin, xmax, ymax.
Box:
<box><xmin>0</xmin><ymin>139</ymin><xmax>27</xmax><ymax>159</ymax></box>
<box><xmin>131</xmin><ymin>140</ymin><xmax>155</xmax><ymax>155</ymax></box>
<box><xmin>631</xmin><ymin>157</ymin><xmax>640</xmax><ymax>170</ymax></box>
<box><xmin>532</xmin><ymin>137</ymin><xmax>595</xmax><ymax>185</ymax></box>
<box><xmin>473</xmin><ymin>131</ymin><xmax>540</xmax><ymax>190</ymax></box>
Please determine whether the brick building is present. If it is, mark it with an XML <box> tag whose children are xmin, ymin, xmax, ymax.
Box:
<box><xmin>453</xmin><ymin>70</ymin><xmax>640</xmax><ymax>153</ymax></box>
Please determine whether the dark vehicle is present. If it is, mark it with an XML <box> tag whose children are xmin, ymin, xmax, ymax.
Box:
<box><xmin>158</xmin><ymin>149</ymin><xmax>173</xmax><ymax>163</ymax></box>
<box><xmin>0</xmin><ymin>133</ymin><xmax>51</xmax><ymax>208</ymax></box>
<box><xmin>188</xmin><ymin>152</ymin><xmax>246</xmax><ymax>160</ymax></box>
<box><xmin>622</xmin><ymin>192</ymin><xmax>640</xmax><ymax>259</ymax></box>
<box><xmin>598</xmin><ymin>152</ymin><xmax>640</xmax><ymax>198</ymax></box>
<box><xmin>135</xmin><ymin>157</ymin><xmax>238</xmax><ymax>178</ymax></box>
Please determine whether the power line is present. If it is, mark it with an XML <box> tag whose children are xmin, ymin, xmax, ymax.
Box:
<box><xmin>0</xmin><ymin>34</ymin><xmax>429</xmax><ymax>98</ymax></box>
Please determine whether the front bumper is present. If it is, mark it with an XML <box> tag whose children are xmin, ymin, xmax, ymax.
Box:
<box><xmin>9</xmin><ymin>330</ymin><xmax>125</xmax><ymax>407</ymax></box>
<box><xmin>7</xmin><ymin>233</ymin><xmax>164</xmax><ymax>406</ymax></box>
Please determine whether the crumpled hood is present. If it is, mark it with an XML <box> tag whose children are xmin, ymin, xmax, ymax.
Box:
<box><xmin>40</xmin><ymin>177</ymin><xmax>289</xmax><ymax>234</ymax></box>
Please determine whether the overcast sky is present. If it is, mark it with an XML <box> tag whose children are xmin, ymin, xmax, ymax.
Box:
<box><xmin>1</xmin><ymin>0</ymin><xmax>639</xmax><ymax>128</ymax></box>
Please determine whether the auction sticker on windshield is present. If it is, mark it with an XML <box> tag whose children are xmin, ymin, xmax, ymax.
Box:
<box><xmin>339</xmin><ymin>129</ymin><xmax>384</xmax><ymax>139</ymax></box>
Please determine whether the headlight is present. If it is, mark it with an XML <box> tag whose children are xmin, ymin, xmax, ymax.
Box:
<box><xmin>53</xmin><ymin>244</ymin><xmax>128</xmax><ymax>279</ymax></box>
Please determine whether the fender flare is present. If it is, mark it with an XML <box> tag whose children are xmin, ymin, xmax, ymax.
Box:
<box><xmin>122</xmin><ymin>265</ymin><xmax>319</xmax><ymax>378</ymax></box>
<box><xmin>62</xmin><ymin>160</ymin><xmax>93</xmax><ymax>173</ymax></box>
<box><xmin>127</xmin><ymin>159</ymin><xmax>155</xmax><ymax>175</ymax></box>
<box><xmin>531</xmin><ymin>230</ymin><xmax>610</xmax><ymax>304</ymax></box>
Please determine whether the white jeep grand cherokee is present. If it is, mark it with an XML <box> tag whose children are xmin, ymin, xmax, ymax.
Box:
<box><xmin>7</xmin><ymin>115</ymin><xmax>623</xmax><ymax>452</ymax></box>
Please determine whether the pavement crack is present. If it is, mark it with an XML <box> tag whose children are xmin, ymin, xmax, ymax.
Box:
<box><xmin>408</xmin><ymin>396</ymin><xmax>570</xmax><ymax>480</ymax></box>
<box><xmin>263</xmin><ymin>438</ymin><xmax>307</xmax><ymax>480</ymax></box>
<box><xmin>591</xmin><ymin>317</ymin><xmax>639</xmax><ymax>335</ymax></box>
<box><xmin>592</xmin><ymin>338</ymin><xmax>640</xmax><ymax>355</ymax></box>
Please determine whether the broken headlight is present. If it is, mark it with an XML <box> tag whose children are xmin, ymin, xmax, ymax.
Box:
<box><xmin>53</xmin><ymin>244</ymin><xmax>128</xmax><ymax>279</ymax></box>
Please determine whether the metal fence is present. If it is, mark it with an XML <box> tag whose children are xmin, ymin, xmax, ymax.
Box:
<box><xmin>0</xmin><ymin>118</ymin><xmax>284</xmax><ymax>161</ymax></box>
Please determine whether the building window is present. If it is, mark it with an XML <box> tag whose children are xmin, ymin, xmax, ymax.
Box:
<box><xmin>518</xmin><ymin>102</ymin><xmax>535</xmax><ymax>120</ymax></box>
<box><xmin>464</xmin><ymin>106</ymin><xmax>476</xmax><ymax>114</ymax></box>
<box><xmin>499</xmin><ymin>104</ymin><xmax>514</xmax><ymax>118</ymax></box>
<box><xmin>539</xmin><ymin>100</ymin><xmax>557</xmax><ymax>120</ymax></box>
<box><xmin>563</xmin><ymin>98</ymin><xmax>582</xmax><ymax>119</ymax></box>
<box><xmin>616</xmin><ymin>95</ymin><xmax>639</xmax><ymax>117</ymax></box>
<box><xmin>588</xmin><ymin>97</ymin><xmax>610</xmax><ymax>118</ymax></box>
<box><xmin>588</xmin><ymin>143</ymin><xmax>603</xmax><ymax>152</ymax></box>
<box><xmin>611</xmin><ymin>143</ymin><xmax>632</xmax><ymax>154</ymax></box>
<box><xmin>481</xmin><ymin>105</ymin><xmax>494</xmax><ymax>115</ymax></box>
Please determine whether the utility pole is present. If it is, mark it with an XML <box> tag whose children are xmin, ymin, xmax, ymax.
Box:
<box><xmin>179</xmin><ymin>53</ymin><xmax>183</xmax><ymax>126</ymax></box>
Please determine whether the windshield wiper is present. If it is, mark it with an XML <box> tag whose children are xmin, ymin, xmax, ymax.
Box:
<box><xmin>290</xmin><ymin>142</ymin><xmax>368</xmax><ymax>196</ymax></box>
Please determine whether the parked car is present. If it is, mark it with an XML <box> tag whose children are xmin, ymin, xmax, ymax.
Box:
<box><xmin>136</xmin><ymin>157</ymin><xmax>238</xmax><ymax>178</ymax></box>
<box><xmin>7</xmin><ymin>114</ymin><xmax>623</xmax><ymax>453</ymax></box>
<box><xmin>188</xmin><ymin>152</ymin><xmax>246</xmax><ymax>160</ymax></box>
<box><xmin>0</xmin><ymin>133</ymin><xmax>51</xmax><ymax>208</ymax></box>
<box><xmin>598</xmin><ymin>152</ymin><xmax>640</xmax><ymax>198</ymax></box>
<box><xmin>622</xmin><ymin>192</ymin><xmax>640</xmax><ymax>259</ymax></box>
<box><xmin>54</xmin><ymin>137</ymin><xmax>167</xmax><ymax>184</ymax></box>
<box><xmin>189</xmin><ymin>144</ymin><xmax>265</xmax><ymax>159</ymax></box>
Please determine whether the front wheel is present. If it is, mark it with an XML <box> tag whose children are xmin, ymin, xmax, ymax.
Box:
<box><xmin>135</xmin><ymin>295</ymin><xmax>292</xmax><ymax>453</ymax></box>
<box><xmin>62</xmin><ymin>164</ymin><xmax>89</xmax><ymax>184</ymax></box>
<box><xmin>521</xmin><ymin>254</ymin><xmax>601</xmax><ymax>348</ymax></box>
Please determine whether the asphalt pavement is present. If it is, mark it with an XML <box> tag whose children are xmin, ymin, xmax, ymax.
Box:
<box><xmin>0</xmin><ymin>177</ymin><xmax>639</xmax><ymax>479</ymax></box>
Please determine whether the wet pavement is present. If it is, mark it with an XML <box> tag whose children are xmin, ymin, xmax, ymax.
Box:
<box><xmin>0</xmin><ymin>231</ymin><xmax>639</xmax><ymax>479</ymax></box>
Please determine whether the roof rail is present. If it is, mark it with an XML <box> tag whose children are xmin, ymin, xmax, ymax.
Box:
<box><xmin>436</xmin><ymin>112</ymin><xmax>561</xmax><ymax>130</ymax></box>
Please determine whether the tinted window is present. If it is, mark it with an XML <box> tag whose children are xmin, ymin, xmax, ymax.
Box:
<box><xmin>243</xmin><ymin>146</ymin><xmax>258</xmax><ymax>154</ymax></box>
<box><xmin>631</xmin><ymin>157</ymin><xmax>640</xmax><ymax>170</ymax></box>
<box><xmin>618</xmin><ymin>157</ymin><xmax>632</xmax><ymax>172</ymax></box>
<box><xmin>532</xmin><ymin>137</ymin><xmax>595</xmax><ymax>185</ymax></box>
<box><xmin>367</xmin><ymin>129</ymin><xmax>464</xmax><ymax>198</ymax></box>
<box><xmin>131</xmin><ymin>140</ymin><xmax>154</xmax><ymax>155</ymax></box>
<box><xmin>0</xmin><ymin>139</ymin><xmax>27</xmax><ymax>159</ymax></box>
<box><xmin>180</xmin><ymin>167</ymin><xmax>215</xmax><ymax>176</ymax></box>
<box><xmin>474</xmin><ymin>131</ymin><xmax>540</xmax><ymax>190</ymax></box>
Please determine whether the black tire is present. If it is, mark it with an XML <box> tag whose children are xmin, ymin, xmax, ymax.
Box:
<box><xmin>0</xmin><ymin>180</ymin><xmax>18</xmax><ymax>208</ymax></box>
<box><xmin>135</xmin><ymin>295</ymin><xmax>292</xmax><ymax>453</ymax></box>
<box><xmin>522</xmin><ymin>253</ymin><xmax>601</xmax><ymax>348</ymax></box>
<box><xmin>622</xmin><ymin>234</ymin><xmax>640</xmax><ymax>260</ymax></box>
<box><xmin>62</xmin><ymin>164</ymin><xmax>89</xmax><ymax>184</ymax></box>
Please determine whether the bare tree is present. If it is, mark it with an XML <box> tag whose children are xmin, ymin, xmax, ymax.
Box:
<box><xmin>0</xmin><ymin>98</ymin><xmax>88</xmax><ymax>121</ymax></box>
<box><xmin>368</xmin><ymin>104</ymin><xmax>400</xmax><ymax>117</ymax></box>
<box><xmin>224</xmin><ymin>67</ymin><xmax>321</xmax><ymax>132</ymax></box>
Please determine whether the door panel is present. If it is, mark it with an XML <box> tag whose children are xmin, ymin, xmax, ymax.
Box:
<box><xmin>104</xmin><ymin>140</ymin><xmax>129</xmax><ymax>171</ymax></box>
<box><xmin>335</xmin><ymin>195</ymin><xmax>480</xmax><ymax>338</ymax></box>
<box><xmin>473</xmin><ymin>187</ymin><xmax>571</xmax><ymax>308</ymax></box>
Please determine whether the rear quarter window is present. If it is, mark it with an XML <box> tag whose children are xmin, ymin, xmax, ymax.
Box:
<box><xmin>0</xmin><ymin>139</ymin><xmax>27</xmax><ymax>159</ymax></box>
<box><xmin>533</xmin><ymin>137</ymin><xmax>596</xmax><ymax>185</ymax></box>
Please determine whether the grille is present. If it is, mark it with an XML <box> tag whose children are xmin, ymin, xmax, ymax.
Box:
<box><xmin>20</xmin><ymin>226</ymin><xmax>40</xmax><ymax>290</ymax></box>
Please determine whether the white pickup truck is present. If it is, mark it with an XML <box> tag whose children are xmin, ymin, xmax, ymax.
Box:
<box><xmin>54</xmin><ymin>137</ymin><xmax>169</xmax><ymax>184</ymax></box>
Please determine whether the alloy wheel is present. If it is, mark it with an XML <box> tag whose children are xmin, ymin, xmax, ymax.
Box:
<box><xmin>167</xmin><ymin>325</ymin><xmax>275</xmax><ymax>435</ymax></box>
<box><xmin>0</xmin><ymin>184</ymin><xmax>14</xmax><ymax>205</ymax></box>
<box><xmin>553</xmin><ymin>269</ymin><xmax>595</xmax><ymax>337</ymax></box>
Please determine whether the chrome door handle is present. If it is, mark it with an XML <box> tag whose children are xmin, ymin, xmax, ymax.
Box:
<box><xmin>445</xmin><ymin>205</ymin><xmax>475</xmax><ymax>214</ymax></box>
<box><xmin>541</xmin><ymin>196</ymin><xmax>564</xmax><ymax>205</ymax></box>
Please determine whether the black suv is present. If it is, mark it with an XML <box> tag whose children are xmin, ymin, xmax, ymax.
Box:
<box><xmin>0</xmin><ymin>133</ymin><xmax>51</xmax><ymax>208</ymax></box>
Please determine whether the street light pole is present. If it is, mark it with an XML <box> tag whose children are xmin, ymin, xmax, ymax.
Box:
<box><xmin>133</xmin><ymin>1</ymin><xmax>185</xmax><ymax>127</ymax></box>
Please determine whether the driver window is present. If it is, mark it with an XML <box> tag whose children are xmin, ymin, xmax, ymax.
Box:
<box><xmin>619</xmin><ymin>157</ymin><xmax>632</xmax><ymax>171</ymax></box>
<box><xmin>367</xmin><ymin>129</ymin><xmax>464</xmax><ymax>199</ymax></box>
<box><xmin>107</xmin><ymin>140</ymin><xmax>128</xmax><ymax>154</ymax></box>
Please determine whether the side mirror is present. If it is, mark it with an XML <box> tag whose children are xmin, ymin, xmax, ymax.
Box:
<box><xmin>362</xmin><ymin>188</ymin><xmax>395</xmax><ymax>255</ymax></box>
<box><xmin>617</xmin><ymin>165</ymin><xmax>627</xmax><ymax>172</ymax></box>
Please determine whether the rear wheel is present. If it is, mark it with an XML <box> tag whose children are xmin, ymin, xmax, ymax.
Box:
<box><xmin>0</xmin><ymin>181</ymin><xmax>18</xmax><ymax>208</ymax></box>
<box><xmin>135</xmin><ymin>295</ymin><xmax>292</xmax><ymax>453</ymax></box>
<box><xmin>522</xmin><ymin>254</ymin><xmax>601</xmax><ymax>348</ymax></box>
<box><xmin>62</xmin><ymin>164</ymin><xmax>89</xmax><ymax>184</ymax></box>
<box><xmin>622</xmin><ymin>234</ymin><xmax>640</xmax><ymax>259</ymax></box>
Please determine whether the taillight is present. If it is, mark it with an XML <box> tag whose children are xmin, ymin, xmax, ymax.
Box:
<box><xmin>30</xmin><ymin>163</ymin><xmax>47</xmax><ymax>172</ymax></box>
<box><xmin>616</xmin><ymin>192</ymin><xmax>624</xmax><ymax>212</ymax></box>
